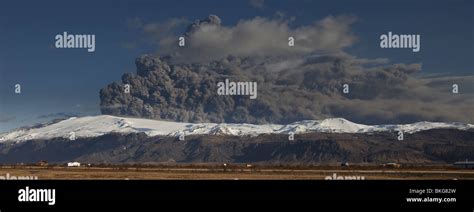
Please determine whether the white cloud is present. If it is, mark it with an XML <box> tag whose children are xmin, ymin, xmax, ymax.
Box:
<box><xmin>147</xmin><ymin>15</ymin><xmax>357</xmax><ymax>62</ymax></box>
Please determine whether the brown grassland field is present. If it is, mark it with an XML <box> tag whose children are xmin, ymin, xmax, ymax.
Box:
<box><xmin>0</xmin><ymin>164</ymin><xmax>473</xmax><ymax>180</ymax></box>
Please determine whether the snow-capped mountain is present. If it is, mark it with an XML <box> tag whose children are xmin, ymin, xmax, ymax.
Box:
<box><xmin>0</xmin><ymin>115</ymin><xmax>473</xmax><ymax>143</ymax></box>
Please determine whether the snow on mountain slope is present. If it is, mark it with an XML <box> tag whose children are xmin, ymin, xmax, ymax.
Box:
<box><xmin>0</xmin><ymin>115</ymin><xmax>473</xmax><ymax>143</ymax></box>
<box><xmin>277</xmin><ymin>118</ymin><xmax>370</xmax><ymax>134</ymax></box>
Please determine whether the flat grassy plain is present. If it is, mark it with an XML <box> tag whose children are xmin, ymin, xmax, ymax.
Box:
<box><xmin>0</xmin><ymin>165</ymin><xmax>473</xmax><ymax>180</ymax></box>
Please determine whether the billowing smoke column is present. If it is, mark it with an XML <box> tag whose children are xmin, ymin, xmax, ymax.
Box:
<box><xmin>99</xmin><ymin>15</ymin><xmax>474</xmax><ymax>125</ymax></box>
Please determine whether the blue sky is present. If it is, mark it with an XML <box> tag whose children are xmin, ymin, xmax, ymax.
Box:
<box><xmin>0</xmin><ymin>0</ymin><xmax>473</xmax><ymax>132</ymax></box>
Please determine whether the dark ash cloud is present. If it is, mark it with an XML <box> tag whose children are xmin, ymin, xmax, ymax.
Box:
<box><xmin>100</xmin><ymin>53</ymin><xmax>474</xmax><ymax>125</ymax></box>
<box><xmin>101</xmin><ymin>15</ymin><xmax>474</xmax><ymax>125</ymax></box>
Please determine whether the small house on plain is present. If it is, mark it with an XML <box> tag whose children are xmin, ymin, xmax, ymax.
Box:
<box><xmin>67</xmin><ymin>162</ymin><xmax>81</xmax><ymax>167</ymax></box>
<box><xmin>383</xmin><ymin>162</ymin><xmax>401</xmax><ymax>168</ymax></box>
<box><xmin>37</xmin><ymin>160</ymin><xmax>48</xmax><ymax>166</ymax></box>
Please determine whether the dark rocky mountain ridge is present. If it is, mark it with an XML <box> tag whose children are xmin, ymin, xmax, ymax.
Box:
<box><xmin>1</xmin><ymin>129</ymin><xmax>472</xmax><ymax>165</ymax></box>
